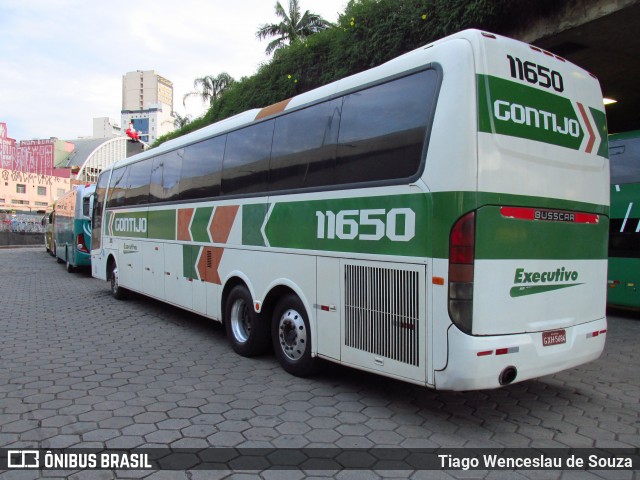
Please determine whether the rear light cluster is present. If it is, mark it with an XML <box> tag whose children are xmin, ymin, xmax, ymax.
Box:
<box><xmin>76</xmin><ymin>233</ymin><xmax>89</xmax><ymax>253</ymax></box>
<box><xmin>448</xmin><ymin>212</ymin><xmax>475</xmax><ymax>334</ymax></box>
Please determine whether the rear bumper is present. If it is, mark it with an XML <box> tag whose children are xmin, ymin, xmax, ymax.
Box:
<box><xmin>434</xmin><ymin>317</ymin><xmax>606</xmax><ymax>391</ymax></box>
<box><xmin>75</xmin><ymin>249</ymin><xmax>92</xmax><ymax>267</ymax></box>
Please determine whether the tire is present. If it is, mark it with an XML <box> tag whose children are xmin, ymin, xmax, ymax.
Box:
<box><xmin>272</xmin><ymin>294</ymin><xmax>319</xmax><ymax>377</ymax></box>
<box><xmin>55</xmin><ymin>242</ymin><xmax>63</xmax><ymax>263</ymax></box>
<box><xmin>224</xmin><ymin>285</ymin><xmax>270</xmax><ymax>357</ymax></box>
<box><xmin>109</xmin><ymin>261</ymin><xmax>128</xmax><ymax>300</ymax></box>
<box><xmin>66</xmin><ymin>249</ymin><xmax>75</xmax><ymax>273</ymax></box>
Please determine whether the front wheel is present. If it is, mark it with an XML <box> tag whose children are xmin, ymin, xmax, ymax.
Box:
<box><xmin>109</xmin><ymin>261</ymin><xmax>128</xmax><ymax>300</ymax></box>
<box><xmin>224</xmin><ymin>285</ymin><xmax>270</xmax><ymax>357</ymax></box>
<box><xmin>272</xmin><ymin>294</ymin><xmax>319</xmax><ymax>377</ymax></box>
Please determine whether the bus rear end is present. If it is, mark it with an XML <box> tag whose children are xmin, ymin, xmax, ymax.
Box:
<box><xmin>438</xmin><ymin>32</ymin><xmax>609</xmax><ymax>390</ymax></box>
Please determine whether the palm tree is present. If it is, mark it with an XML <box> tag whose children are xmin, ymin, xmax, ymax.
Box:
<box><xmin>169</xmin><ymin>112</ymin><xmax>192</xmax><ymax>129</ymax></box>
<box><xmin>256</xmin><ymin>0</ymin><xmax>332</xmax><ymax>55</ymax></box>
<box><xmin>182</xmin><ymin>72</ymin><xmax>235</xmax><ymax>107</ymax></box>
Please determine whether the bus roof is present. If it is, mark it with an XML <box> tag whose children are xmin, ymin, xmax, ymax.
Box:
<box><xmin>107</xmin><ymin>29</ymin><xmax>601</xmax><ymax>174</ymax></box>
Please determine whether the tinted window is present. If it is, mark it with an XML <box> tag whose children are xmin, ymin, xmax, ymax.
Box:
<box><xmin>123</xmin><ymin>160</ymin><xmax>152</xmax><ymax>206</ymax></box>
<box><xmin>92</xmin><ymin>171</ymin><xmax>110</xmax><ymax>249</ymax></box>
<box><xmin>335</xmin><ymin>70</ymin><xmax>436</xmax><ymax>184</ymax></box>
<box><xmin>180</xmin><ymin>136</ymin><xmax>225</xmax><ymax>200</ymax></box>
<box><xmin>150</xmin><ymin>149</ymin><xmax>183</xmax><ymax>203</ymax></box>
<box><xmin>610</xmin><ymin>136</ymin><xmax>640</xmax><ymax>184</ymax></box>
<box><xmin>270</xmin><ymin>100</ymin><xmax>340</xmax><ymax>191</ymax></box>
<box><xmin>222</xmin><ymin>121</ymin><xmax>274</xmax><ymax>195</ymax></box>
<box><xmin>82</xmin><ymin>193</ymin><xmax>91</xmax><ymax>218</ymax></box>
<box><xmin>106</xmin><ymin>167</ymin><xmax>127</xmax><ymax>209</ymax></box>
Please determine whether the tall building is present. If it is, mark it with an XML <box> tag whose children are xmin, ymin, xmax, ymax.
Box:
<box><xmin>93</xmin><ymin>117</ymin><xmax>121</xmax><ymax>138</ymax></box>
<box><xmin>121</xmin><ymin>70</ymin><xmax>175</xmax><ymax>144</ymax></box>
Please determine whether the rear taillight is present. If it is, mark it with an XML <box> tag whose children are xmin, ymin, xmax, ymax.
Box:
<box><xmin>449</xmin><ymin>211</ymin><xmax>475</xmax><ymax>334</ymax></box>
<box><xmin>77</xmin><ymin>233</ymin><xmax>88</xmax><ymax>253</ymax></box>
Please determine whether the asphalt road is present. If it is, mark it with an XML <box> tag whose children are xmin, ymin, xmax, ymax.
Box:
<box><xmin>0</xmin><ymin>248</ymin><xmax>638</xmax><ymax>479</ymax></box>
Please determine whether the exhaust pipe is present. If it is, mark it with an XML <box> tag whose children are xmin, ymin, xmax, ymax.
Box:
<box><xmin>499</xmin><ymin>366</ymin><xmax>518</xmax><ymax>386</ymax></box>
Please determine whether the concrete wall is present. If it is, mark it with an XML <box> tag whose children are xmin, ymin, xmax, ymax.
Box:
<box><xmin>0</xmin><ymin>232</ymin><xmax>44</xmax><ymax>247</ymax></box>
<box><xmin>508</xmin><ymin>0</ymin><xmax>639</xmax><ymax>43</ymax></box>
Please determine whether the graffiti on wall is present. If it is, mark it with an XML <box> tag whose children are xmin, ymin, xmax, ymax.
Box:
<box><xmin>0</xmin><ymin>212</ymin><xmax>46</xmax><ymax>233</ymax></box>
<box><xmin>1</xmin><ymin>169</ymin><xmax>55</xmax><ymax>186</ymax></box>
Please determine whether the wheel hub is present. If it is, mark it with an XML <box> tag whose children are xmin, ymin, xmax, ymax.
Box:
<box><xmin>278</xmin><ymin>309</ymin><xmax>306</xmax><ymax>361</ymax></box>
<box><xmin>231</xmin><ymin>299</ymin><xmax>251</xmax><ymax>343</ymax></box>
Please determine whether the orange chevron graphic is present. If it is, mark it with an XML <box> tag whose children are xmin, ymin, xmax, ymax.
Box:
<box><xmin>177</xmin><ymin>208</ymin><xmax>194</xmax><ymax>241</ymax></box>
<box><xmin>577</xmin><ymin>102</ymin><xmax>596</xmax><ymax>154</ymax></box>
<box><xmin>210</xmin><ymin>205</ymin><xmax>239</xmax><ymax>244</ymax></box>
<box><xmin>197</xmin><ymin>246</ymin><xmax>224</xmax><ymax>285</ymax></box>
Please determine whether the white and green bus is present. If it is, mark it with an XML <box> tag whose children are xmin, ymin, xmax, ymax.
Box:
<box><xmin>91</xmin><ymin>30</ymin><xmax>609</xmax><ymax>390</ymax></box>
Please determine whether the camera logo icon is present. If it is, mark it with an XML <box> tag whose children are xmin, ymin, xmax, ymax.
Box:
<box><xmin>7</xmin><ymin>450</ymin><xmax>40</xmax><ymax>468</ymax></box>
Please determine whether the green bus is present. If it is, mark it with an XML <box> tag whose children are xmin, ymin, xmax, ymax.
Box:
<box><xmin>608</xmin><ymin>130</ymin><xmax>640</xmax><ymax>308</ymax></box>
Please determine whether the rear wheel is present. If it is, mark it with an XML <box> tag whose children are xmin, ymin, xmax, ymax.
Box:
<box><xmin>109</xmin><ymin>260</ymin><xmax>128</xmax><ymax>300</ymax></box>
<box><xmin>224</xmin><ymin>285</ymin><xmax>270</xmax><ymax>357</ymax></box>
<box><xmin>66</xmin><ymin>249</ymin><xmax>75</xmax><ymax>273</ymax></box>
<box><xmin>272</xmin><ymin>294</ymin><xmax>319</xmax><ymax>377</ymax></box>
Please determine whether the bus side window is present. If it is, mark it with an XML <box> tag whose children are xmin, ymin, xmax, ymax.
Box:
<box><xmin>107</xmin><ymin>167</ymin><xmax>127</xmax><ymax>209</ymax></box>
<box><xmin>123</xmin><ymin>159</ymin><xmax>152</xmax><ymax>206</ymax></box>
<box><xmin>222</xmin><ymin>121</ymin><xmax>274</xmax><ymax>196</ymax></box>
<box><xmin>336</xmin><ymin>70</ymin><xmax>436</xmax><ymax>185</ymax></box>
<box><xmin>180</xmin><ymin>137</ymin><xmax>225</xmax><ymax>200</ymax></box>
<box><xmin>150</xmin><ymin>150</ymin><xmax>183</xmax><ymax>203</ymax></box>
<box><xmin>269</xmin><ymin>99</ymin><xmax>340</xmax><ymax>191</ymax></box>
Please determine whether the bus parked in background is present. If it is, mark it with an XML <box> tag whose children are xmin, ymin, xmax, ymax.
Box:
<box><xmin>608</xmin><ymin>131</ymin><xmax>640</xmax><ymax>308</ymax></box>
<box><xmin>55</xmin><ymin>184</ymin><xmax>95</xmax><ymax>272</ymax></box>
<box><xmin>91</xmin><ymin>30</ymin><xmax>609</xmax><ymax>391</ymax></box>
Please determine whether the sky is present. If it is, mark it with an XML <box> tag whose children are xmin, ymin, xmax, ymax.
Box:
<box><xmin>0</xmin><ymin>0</ymin><xmax>347</xmax><ymax>142</ymax></box>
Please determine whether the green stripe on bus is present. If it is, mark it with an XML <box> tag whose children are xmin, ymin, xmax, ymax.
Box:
<box><xmin>475</xmin><ymin>205</ymin><xmax>608</xmax><ymax>260</ymax></box>
<box><xmin>148</xmin><ymin>209</ymin><xmax>175</xmax><ymax>240</ymax></box>
<box><xmin>106</xmin><ymin>191</ymin><xmax>607</xmax><ymax>261</ymax></box>
<box><xmin>263</xmin><ymin>194</ymin><xmax>430</xmax><ymax>257</ymax></box>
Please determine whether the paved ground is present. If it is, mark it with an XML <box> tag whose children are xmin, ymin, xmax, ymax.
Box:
<box><xmin>0</xmin><ymin>248</ymin><xmax>638</xmax><ymax>479</ymax></box>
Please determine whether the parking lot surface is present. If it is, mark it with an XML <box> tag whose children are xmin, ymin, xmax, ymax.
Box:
<box><xmin>0</xmin><ymin>248</ymin><xmax>638</xmax><ymax>479</ymax></box>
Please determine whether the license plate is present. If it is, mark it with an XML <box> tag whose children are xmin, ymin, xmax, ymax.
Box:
<box><xmin>542</xmin><ymin>329</ymin><xmax>566</xmax><ymax>347</ymax></box>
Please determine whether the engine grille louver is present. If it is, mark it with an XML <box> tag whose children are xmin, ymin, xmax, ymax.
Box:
<box><xmin>344</xmin><ymin>264</ymin><xmax>420</xmax><ymax>366</ymax></box>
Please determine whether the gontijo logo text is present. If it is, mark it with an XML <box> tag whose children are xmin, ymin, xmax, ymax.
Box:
<box><xmin>114</xmin><ymin>217</ymin><xmax>147</xmax><ymax>233</ymax></box>
<box><xmin>510</xmin><ymin>266</ymin><xmax>582</xmax><ymax>297</ymax></box>
<box><xmin>108</xmin><ymin>211</ymin><xmax>148</xmax><ymax>238</ymax></box>
<box><xmin>477</xmin><ymin>55</ymin><xmax>607</xmax><ymax>158</ymax></box>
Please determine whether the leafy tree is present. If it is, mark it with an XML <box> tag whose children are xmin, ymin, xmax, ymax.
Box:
<box><xmin>182</xmin><ymin>73</ymin><xmax>235</xmax><ymax>107</ymax></box>
<box><xmin>256</xmin><ymin>0</ymin><xmax>332</xmax><ymax>54</ymax></box>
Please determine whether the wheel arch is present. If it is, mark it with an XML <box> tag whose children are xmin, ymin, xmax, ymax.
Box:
<box><xmin>106</xmin><ymin>253</ymin><xmax>117</xmax><ymax>278</ymax></box>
